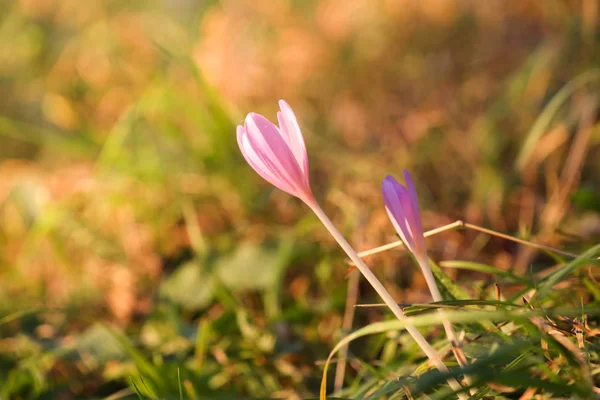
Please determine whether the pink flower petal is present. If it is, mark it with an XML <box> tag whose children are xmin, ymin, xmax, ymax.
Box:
<box><xmin>245</xmin><ymin>113</ymin><xmax>306</xmax><ymax>193</ymax></box>
<box><xmin>277</xmin><ymin>100</ymin><xmax>309</xmax><ymax>181</ymax></box>
<box><xmin>236</xmin><ymin>103</ymin><xmax>314</xmax><ymax>205</ymax></box>
<box><xmin>237</xmin><ymin>125</ymin><xmax>296</xmax><ymax>196</ymax></box>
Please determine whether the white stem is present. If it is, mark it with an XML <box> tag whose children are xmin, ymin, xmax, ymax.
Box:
<box><xmin>309</xmin><ymin>203</ymin><xmax>466</xmax><ymax>398</ymax></box>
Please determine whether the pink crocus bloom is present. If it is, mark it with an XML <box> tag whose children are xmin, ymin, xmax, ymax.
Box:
<box><xmin>381</xmin><ymin>171</ymin><xmax>428</xmax><ymax>262</ymax></box>
<box><xmin>236</xmin><ymin>100</ymin><xmax>315</xmax><ymax>206</ymax></box>
<box><xmin>238</xmin><ymin>102</ymin><xmax>467</xmax><ymax>397</ymax></box>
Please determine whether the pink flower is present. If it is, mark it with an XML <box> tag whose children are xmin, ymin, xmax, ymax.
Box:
<box><xmin>381</xmin><ymin>171</ymin><xmax>427</xmax><ymax>261</ymax></box>
<box><xmin>239</xmin><ymin>105</ymin><xmax>464</xmax><ymax>392</ymax></box>
<box><xmin>237</xmin><ymin>100</ymin><xmax>314</xmax><ymax>205</ymax></box>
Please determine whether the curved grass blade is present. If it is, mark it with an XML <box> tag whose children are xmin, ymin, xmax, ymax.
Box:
<box><xmin>440</xmin><ymin>260</ymin><xmax>532</xmax><ymax>285</ymax></box>
<box><xmin>532</xmin><ymin>244</ymin><xmax>600</xmax><ymax>303</ymax></box>
<box><xmin>320</xmin><ymin>305</ymin><xmax>600</xmax><ymax>398</ymax></box>
<box><xmin>516</xmin><ymin>69</ymin><xmax>600</xmax><ymax>170</ymax></box>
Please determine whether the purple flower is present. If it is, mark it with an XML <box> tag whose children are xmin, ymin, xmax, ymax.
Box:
<box><xmin>382</xmin><ymin>171</ymin><xmax>427</xmax><ymax>261</ymax></box>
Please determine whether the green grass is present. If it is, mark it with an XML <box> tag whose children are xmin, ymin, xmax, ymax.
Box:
<box><xmin>1</xmin><ymin>0</ymin><xmax>600</xmax><ymax>398</ymax></box>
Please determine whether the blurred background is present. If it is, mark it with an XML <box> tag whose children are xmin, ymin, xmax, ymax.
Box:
<box><xmin>1</xmin><ymin>0</ymin><xmax>599</xmax><ymax>398</ymax></box>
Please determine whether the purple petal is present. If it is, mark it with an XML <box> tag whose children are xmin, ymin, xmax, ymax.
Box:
<box><xmin>382</xmin><ymin>175</ymin><xmax>416</xmax><ymax>252</ymax></box>
<box><xmin>403</xmin><ymin>170</ymin><xmax>426</xmax><ymax>253</ymax></box>
<box><xmin>403</xmin><ymin>170</ymin><xmax>424</xmax><ymax>234</ymax></box>
<box><xmin>395</xmin><ymin>184</ymin><xmax>415</xmax><ymax>235</ymax></box>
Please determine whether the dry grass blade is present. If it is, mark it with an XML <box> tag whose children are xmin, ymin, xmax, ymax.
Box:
<box><xmin>349</xmin><ymin>220</ymin><xmax>579</xmax><ymax>264</ymax></box>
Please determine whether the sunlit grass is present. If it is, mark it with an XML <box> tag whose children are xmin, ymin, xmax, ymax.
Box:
<box><xmin>0</xmin><ymin>0</ymin><xmax>599</xmax><ymax>399</ymax></box>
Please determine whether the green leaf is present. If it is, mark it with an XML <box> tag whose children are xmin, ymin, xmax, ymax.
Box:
<box><xmin>160</xmin><ymin>261</ymin><xmax>216</xmax><ymax>310</ymax></box>
<box><xmin>479</xmin><ymin>370</ymin><xmax>589</xmax><ymax>397</ymax></box>
<box><xmin>107</xmin><ymin>326</ymin><xmax>167</xmax><ymax>396</ymax></box>
<box><xmin>319</xmin><ymin>305</ymin><xmax>600</xmax><ymax>398</ymax></box>
<box><xmin>216</xmin><ymin>242</ymin><xmax>291</xmax><ymax>291</ymax></box>
<box><xmin>76</xmin><ymin>323</ymin><xmax>125</xmax><ymax>364</ymax></box>
<box><xmin>572</xmin><ymin>186</ymin><xmax>600</xmax><ymax>212</ymax></box>
<box><xmin>429</xmin><ymin>258</ymin><xmax>471</xmax><ymax>301</ymax></box>
<box><xmin>582</xmin><ymin>276</ymin><xmax>600</xmax><ymax>301</ymax></box>
<box><xmin>440</xmin><ymin>260</ymin><xmax>532</xmax><ymax>285</ymax></box>
<box><xmin>429</xmin><ymin>259</ymin><xmax>498</xmax><ymax>330</ymax></box>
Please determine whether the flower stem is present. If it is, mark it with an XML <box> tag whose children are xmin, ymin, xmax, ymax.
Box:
<box><xmin>418</xmin><ymin>256</ymin><xmax>474</xmax><ymax>390</ymax></box>
<box><xmin>309</xmin><ymin>202</ymin><xmax>467</xmax><ymax>398</ymax></box>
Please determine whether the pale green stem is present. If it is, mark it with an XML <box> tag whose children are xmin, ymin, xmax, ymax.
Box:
<box><xmin>418</xmin><ymin>255</ymin><xmax>474</xmax><ymax>390</ymax></box>
<box><xmin>309</xmin><ymin>202</ymin><xmax>467</xmax><ymax>398</ymax></box>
